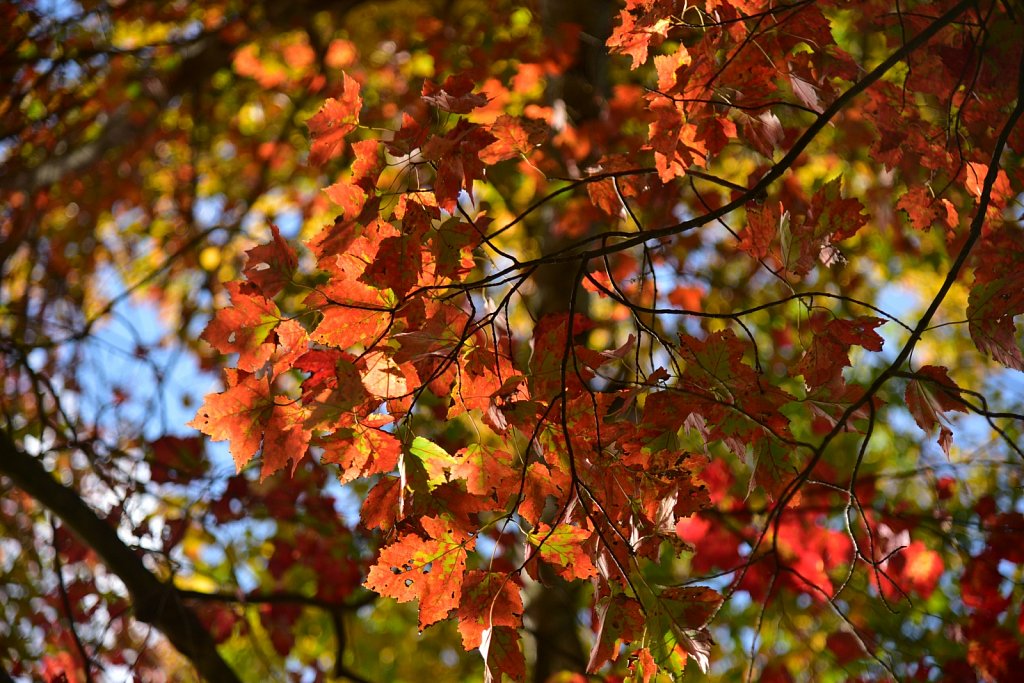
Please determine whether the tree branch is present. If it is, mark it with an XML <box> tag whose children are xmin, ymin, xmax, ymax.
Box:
<box><xmin>0</xmin><ymin>429</ymin><xmax>242</xmax><ymax>683</ymax></box>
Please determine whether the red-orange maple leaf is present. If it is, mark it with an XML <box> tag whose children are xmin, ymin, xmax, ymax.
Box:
<box><xmin>306</xmin><ymin>72</ymin><xmax>361</xmax><ymax>166</ymax></box>
<box><xmin>422</xmin><ymin>73</ymin><xmax>489</xmax><ymax>114</ymax></box>
<box><xmin>243</xmin><ymin>224</ymin><xmax>297</xmax><ymax>297</ymax></box>
<box><xmin>200</xmin><ymin>281</ymin><xmax>280</xmax><ymax>372</ymax></box>
<box><xmin>797</xmin><ymin>314</ymin><xmax>885</xmax><ymax>388</ymax></box>
<box><xmin>189</xmin><ymin>371</ymin><xmax>310</xmax><ymax>479</ymax></box>
<box><xmin>457</xmin><ymin>570</ymin><xmax>523</xmax><ymax>649</ymax></box>
<box><xmin>481</xmin><ymin>626</ymin><xmax>525</xmax><ymax>683</ymax></box>
<box><xmin>478</xmin><ymin>115</ymin><xmax>546</xmax><ymax>164</ymax></box>
<box><xmin>905</xmin><ymin>365</ymin><xmax>967</xmax><ymax>456</ymax></box>
<box><xmin>364</xmin><ymin>516</ymin><xmax>474</xmax><ymax>629</ymax></box>
<box><xmin>527</xmin><ymin>523</ymin><xmax>598</xmax><ymax>581</ymax></box>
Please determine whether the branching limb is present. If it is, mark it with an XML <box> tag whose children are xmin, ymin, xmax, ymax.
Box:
<box><xmin>0</xmin><ymin>429</ymin><xmax>242</xmax><ymax>683</ymax></box>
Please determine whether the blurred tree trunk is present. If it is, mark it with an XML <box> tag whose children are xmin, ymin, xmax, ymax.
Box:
<box><xmin>526</xmin><ymin>1</ymin><xmax>615</xmax><ymax>681</ymax></box>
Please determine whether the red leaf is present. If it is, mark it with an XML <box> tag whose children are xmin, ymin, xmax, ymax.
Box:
<box><xmin>588</xmin><ymin>594</ymin><xmax>645</xmax><ymax>672</ymax></box>
<box><xmin>306</xmin><ymin>72</ymin><xmax>362</xmax><ymax>166</ymax></box>
<box><xmin>740</xmin><ymin>201</ymin><xmax>780</xmax><ymax>260</ymax></box>
<box><xmin>364</xmin><ymin>516</ymin><xmax>474</xmax><ymax>629</ymax></box>
<box><xmin>259</xmin><ymin>399</ymin><xmax>310</xmax><ymax>480</ymax></box>
<box><xmin>478</xmin><ymin>115</ymin><xmax>546</xmax><ymax>164</ymax></box>
<box><xmin>457</xmin><ymin>571</ymin><xmax>523</xmax><ymax>649</ymax></box>
<box><xmin>608</xmin><ymin>8</ymin><xmax>669</xmax><ymax>69</ymax></box>
<box><xmin>965</xmin><ymin>162</ymin><xmax>1013</xmax><ymax>207</ymax></box>
<box><xmin>967</xmin><ymin>274</ymin><xmax>1024</xmax><ymax>371</ymax></box>
<box><xmin>360</xmin><ymin>234</ymin><xmax>422</xmax><ymax>297</ymax></box>
<box><xmin>797</xmin><ymin>315</ymin><xmax>885</xmax><ymax>388</ymax></box>
<box><xmin>527</xmin><ymin>523</ymin><xmax>598</xmax><ymax>580</ymax></box>
<box><xmin>897</xmin><ymin>186</ymin><xmax>949</xmax><ymax>232</ymax></box>
<box><xmin>811</xmin><ymin>177</ymin><xmax>866</xmax><ymax>242</ymax></box>
<box><xmin>320</xmin><ymin>417</ymin><xmax>400</xmax><ymax>484</ymax></box>
<box><xmin>308</xmin><ymin>278</ymin><xmax>394</xmax><ymax>350</ymax></box>
<box><xmin>243</xmin><ymin>224</ymin><xmax>297</xmax><ymax>297</ymax></box>
<box><xmin>905</xmin><ymin>365</ymin><xmax>968</xmax><ymax>456</ymax></box>
<box><xmin>189</xmin><ymin>372</ymin><xmax>272</xmax><ymax>471</ymax></box>
<box><xmin>648</xmin><ymin>97</ymin><xmax>706</xmax><ymax>182</ymax></box>
<box><xmin>200</xmin><ymin>281</ymin><xmax>280</xmax><ymax>372</ymax></box>
<box><xmin>422</xmin><ymin>119</ymin><xmax>495</xmax><ymax>210</ymax></box>
<box><xmin>422</xmin><ymin>73</ymin><xmax>489</xmax><ymax>114</ymax></box>
<box><xmin>481</xmin><ymin>626</ymin><xmax>525</xmax><ymax>683</ymax></box>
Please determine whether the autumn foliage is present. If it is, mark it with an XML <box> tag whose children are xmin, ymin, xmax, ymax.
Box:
<box><xmin>3</xmin><ymin>0</ymin><xmax>1024</xmax><ymax>681</ymax></box>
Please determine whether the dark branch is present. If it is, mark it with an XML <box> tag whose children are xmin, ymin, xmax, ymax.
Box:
<box><xmin>0</xmin><ymin>429</ymin><xmax>242</xmax><ymax>683</ymax></box>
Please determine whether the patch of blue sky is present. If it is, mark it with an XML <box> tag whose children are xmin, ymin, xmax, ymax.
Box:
<box><xmin>193</xmin><ymin>194</ymin><xmax>227</xmax><ymax>229</ymax></box>
<box><xmin>31</xmin><ymin>0</ymin><xmax>81</xmax><ymax>22</ymax></box>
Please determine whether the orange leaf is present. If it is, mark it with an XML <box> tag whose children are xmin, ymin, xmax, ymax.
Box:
<box><xmin>243</xmin><ymin>224</ymin><xmax>297</xmax><ymax>298</ymax></box>
<box><xmin>478</xmin><ymin>115</ymin><xmax>546</xmax><ymax>164</ymax></box>
<box><xmin>364</xmin><ymin>516</ymin><xmax>474</xmax><ymax>629</ymax></box>
<box><xmin>527</xmin><ymin>523</ymin><xmax>598</xmax><ymax>580</ymax></box>
<box><xmin>189</xmin><ymin>372</ymin><xmax>272</xmax><ymax>471</ymax></box>
<box><xmin>457</xmin><ymin>571</ymin><xmax>523</xmax><ymax>649</ymax></box>
<box><xmin>200</xmin><ymin>281</ymin><xmax>280</xmax><ymax>372</ymax></box>
<box><xmin>422</xmin><ymin>73</ymin><xmax>489</xmax><ymax>114</ymax></box>
<box><xmin>306</xmin><ymin>72</ymin><xmax>361</xmax><ymax>166</ymax></box>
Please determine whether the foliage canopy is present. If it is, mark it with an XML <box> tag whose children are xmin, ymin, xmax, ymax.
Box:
<box><xmin>2</xmin><ymin>0</ymin><xmax>1024</xmax><ymax>681</ymax></box>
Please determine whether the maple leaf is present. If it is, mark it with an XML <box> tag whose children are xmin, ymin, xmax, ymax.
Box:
<box><xmin>200</xmin><ymin>281</ymin><xmax>280</xmax><ymax>372</ymax></box>
<box><xmin>480</xmin><ymin>626</ymin><xmax>525</xmax><ymax>683</ymax></box>
<box><xmin>585</xmin><ymin>154</ymin><xmax>648</xmax><ymax>217</ymax></box>
<box><xmin>320</xmin><ymin>415</ymin><xmax>400</xmax><ymax>484</ymax></box>
<box><xmin>295</xmin><ymin>348</ymin><xmax>365</xmax><ymax>406</ymax></box>
<box><xmin>364</xmin><ymin>516</ymin><xmax>474</xmax><ymax>629</ymax></box>
<box><xmin>360</xmin><ymin>234</ymin><xmax>422</xmax><ymax>297</ymax></box>
<box><xmin>607</xmin><ymin>7</ymin><xmax>671</xmax><ymax>69</ymax></box>
<box><xmin>967</xmin><ymin>274</ymin><xmax>1024</xmax><ymax>371</ymax></box>
<box><xmin>359</xmin><ymin>350</ymin><xmax>410</xmax><ymax>400</ymax></box>
<box><xmin>408</xmin><ymin>436</ymin><xmax>457</xmax><ymax>490</ymax></box>
<box><xmin>965</xmin><ymin>162</ymin><xmax>1013</xmax><ymax>208</ymax></box>
<box><xmin>740</xmin><ymin>200</ymin><xmax>781</xmax><ymax>260</ymax></box>
<box><xmin>306</xmin><ymin>72</ymin><xmax>362</xmax><ymax>166</ymax></box>
<box><xmin>323</xmin><ymin>181</ymin><xmax>367</xmax><ymax>218</ymax></box>
<box><xmin>648</xmin><ymin>97</ymin><xmax>707</xmax><ymax>182</ymax></box>
<box><xmin>654</xmin><ymin>48</ymin><xmax>691</xmax><ymax>92</ymax></box>
<box><xmin>189</xmin><ymin>372</ymin><xmax>272</xmax><ymax>470</ymax></box>
<box><xmin>360</xmin><ymin>476</ymin><xmax>402</xmax><ymax>531</ymax></box>
<box><xmin>259</xmin><ymin>399</ymin><xmax>311</xmax><ymax>480</ymax></box>
<box><xmin>307</xmin><ymin>254</ymin><xmax>396</xmax><ymax>350</ymax></box>
<box><xmin>457</xmin><ymin>571</ymin><xmax>523</xmax><ymax>649</ymax></box>
<box><xmin>190</xmin><ymin>372</ymin><xmax>309</xmax><ymax>479</ymax></box>
<box><xmin>529</xmin><ymin>313</ymin><xmax>592</xmax><ymax>401</ymax></box>
<box><xmin>478</xmin><ymin>115</ymin><xmax>546</xmax><ymax>164</ymax></box>
<box><xmin>453</xmin><ymin>444</ymin><xmax>519</xmax><ymax>501</ymax></box>
<box><xmin>897</xmin><ymin>186</ymin><xmax>956</xmax><ymax>232</ymax></box>
<box><xmin>527</xmin><ymin>523</ymin><xmax>598</xmax><ymax>580</ymax></box>
<box><xmin>422</xmin><ymin>119</ymin><xmax>495</xmax><ymax>211</ymax></box>
<box><xmin>739</xmin><ymin>110</ymin><xmax>784</xmax><ymax>159</ymax></box>
<box><xmin>422</xmin><ymin>73</ymin><xmax>489</xmax><ymax>114</ymax></box>
<box><xmin>243</xmin><ymin>224</ymin><xmax>297</xmax><ymax>297</ymax></box>
<box><xmin>588</xmin><ymin>594</ymin><xmax>645</xmax><ymax>672</ymax></box>
<box><xmin>631</xmin><ymin>648</ymin><xmax>659</xmax><ymax>683</ymax></box>
<box><xmin>797</xmin><ymin>314</ymin><xmax>885</xmax><ymax>388</ymax></box>
<box><xmin>811</xmin><ymin>177</ymin><xmax>866</xmax><ymax>242</ymax></box>
<box><xmin>660</xmin><ymin>586</ymin><xmax>723</xmax><ymax>631</ymax></box>
<box><xmin>905</xmin><ymin>365</ymin><xmax>968</xmax><ymax>456</ymax></box>
<box><xmin>638</xmin><ymin>584</ymin><xmax>721</xmax><ymax>675</ymax></box>
<box><xmin>430</xmin><ymin>217</ymin><xmax>482</xmax><ymax>279</ymax></box>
